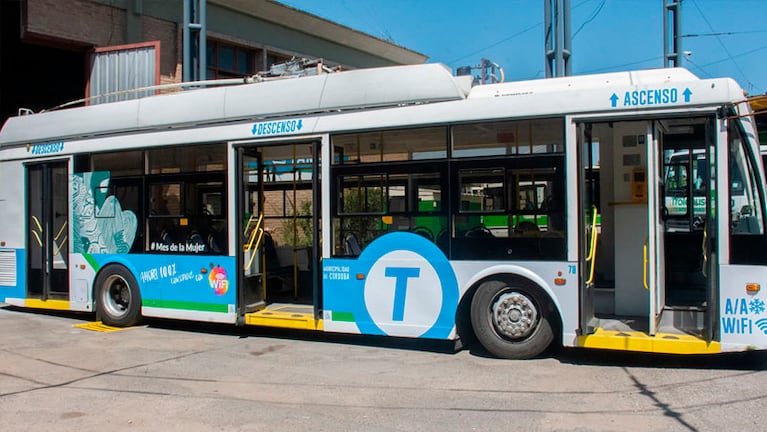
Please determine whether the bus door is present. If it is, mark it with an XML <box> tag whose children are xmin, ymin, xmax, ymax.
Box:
<box><xmin>26</xmin><ymin>160</ymin><xmax>69</xmax><ymax>300</ymax></box>
<box><xmin>238</xmin><ymin>146</ymin><xmax>266</xmax><ymax>313</ymax></box>
<box><xmin>579</xmin><ymin>118</ymin><xmax>717</xmax><ymax>339</ymax></box>
<box><xmin>236</xmin><ymin>140</ymin><xmax>321</xmax><ymax>316</ymax></box>
<box><xmin>657</xmin><ymin>118</ymin><xmax>717</xmax><ymax>340</ymax></box>
<box><xmin>648</xmin><ymin>122</ymin><xmax>665</xmax><ymax>335</ymax></box>
<box><xmin>577</xmin><ymin>121</ymin><xmax>658</xmax><ymax>332</ymax></box>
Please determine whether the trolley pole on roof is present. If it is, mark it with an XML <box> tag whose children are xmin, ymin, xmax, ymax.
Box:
<box><xmin>183</xmin><ymin>0</ymin><xmax>207</xmax><ymax>82</ymax></box>
<box><xmin>544</xmin><ymin>0</ymin><xmax>572</xmax><ymax>77</ymax></box>
<box><xmin>664</xmin><ymin>0</ymin><xmax>683</xmax><ymax>67</ymax></box>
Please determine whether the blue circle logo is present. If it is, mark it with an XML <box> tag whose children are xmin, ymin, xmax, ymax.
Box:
<box><xmin>352</xmin><ymin>232</ymin><xmax>459</xmax><ymax>339</ymax></box>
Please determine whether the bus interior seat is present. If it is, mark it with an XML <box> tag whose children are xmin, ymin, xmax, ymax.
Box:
<box><xmin>161</xmin><ymin>228</ymin><xmax>175</xmax><ymax>245</ymax></box>
<box><xmin>344</xmin><ymin>232</ymin><xmax>362</xmax><ymax>256</ymax></box>
<box><xmin>262</xmin><ymin>231</ymin><xmax>280</xmax><ymax>267</ymax></box>
<box><xmin>186</xmin><ymin>230</ymin><xmax>207</xmax><ymax>252</ymax></box>
<box><xmin>515</xmin><ymin>221</ymin><xmax>539</xmax><ymax>235</ymax></box>
<box><xmin>275</xmin><ymin>245</ymin><xmax>294</xmax><ymax>268</ymax></box>
<box><xmin>436</xmin><ymin>229</ymin><xmax>449</xmax><ymax>251</ymax></box>
<box><xmin>208</xmin><ymin>230</ymin><xmax>225</xmax><ymax>254</ymax></box>
<box><xmin>412</xmin><ymin>226</ymin><xmax>434</xmax><ymax>242</ymax></box>
<box><xmin>296</xmin><ymin>247</ymin><xmax>310</xmax><ymax>271</ymax></box>
<box><xmin>734</xmin><ymin>205</ymin><xmax>760</xmax><ymax>234</ymax></box>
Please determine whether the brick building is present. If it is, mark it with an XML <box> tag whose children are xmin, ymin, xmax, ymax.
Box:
<box><xmin>0</xmin><ymin>0</ymin><xmax>426</xmax><ymax>123</ymax></box>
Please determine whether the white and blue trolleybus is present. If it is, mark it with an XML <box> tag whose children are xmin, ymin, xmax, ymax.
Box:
<box><xmin>1</xmin><ymin>63</ymin><xmax>765</xmax><ymax>359</ymax></box>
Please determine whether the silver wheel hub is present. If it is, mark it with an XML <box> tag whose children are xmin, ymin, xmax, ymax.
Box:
<box><xmin>492</xmin><ymin>291</ymin><xmax>538</xmax><ymax>339</ymax></box>
<box><xmin>103</xmin><ymin>275</ymin><xmax>130</xmax><ymax>317</ymax></box>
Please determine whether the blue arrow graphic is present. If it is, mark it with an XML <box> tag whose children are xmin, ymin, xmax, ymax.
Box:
<box><xmin>683</xmin><ymin>88</ymin><xmax>692</xmax><ymax>103</ymax></box>
<box><xmin>297</xmin><ymin>119</ymin><xmax>303</xmax><ymax>130</ymax></box>
<box><xmin>251</xmin><ymin>124</ymin><xmax>258</xmax><ymax>134</ymax></box>
<box><xmin>610</xmin><ymin>93</ymin><xmax>619</xmax><ymax>108</ymax></box>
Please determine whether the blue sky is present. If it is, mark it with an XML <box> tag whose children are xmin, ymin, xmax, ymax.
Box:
<box><xmin>278</xmin><ymin>0</ymin><xmax>767</xmax><ymax>96</ymax></box>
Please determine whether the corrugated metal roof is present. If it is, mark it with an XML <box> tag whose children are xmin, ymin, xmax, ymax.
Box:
<box><xmin>89</xmin><ymin>44</ymin><xmax>158</xmax><ymax>104</ymax></box>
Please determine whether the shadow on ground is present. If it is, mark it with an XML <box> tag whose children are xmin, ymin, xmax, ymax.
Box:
<box><xmin>5</xmin><ymin>304</ymin><xmax>766</xmax><ymax>370</ymax></box>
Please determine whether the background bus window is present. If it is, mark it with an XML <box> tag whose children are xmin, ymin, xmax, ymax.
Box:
<box><xmin>662</xmin><ymin>148</ymin><xmax>708</xmax><ymax>232</ymax></box>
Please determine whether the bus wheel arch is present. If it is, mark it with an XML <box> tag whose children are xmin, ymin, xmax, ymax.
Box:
<box><xmin>94</xmin><ymin>264</ymin><xmax>142</xmax><ymax>327</ymax></box>
<box><xmin>468</xmin><ymin>275</ymin><xmax>560</xmax><ymax>359</ymax></box>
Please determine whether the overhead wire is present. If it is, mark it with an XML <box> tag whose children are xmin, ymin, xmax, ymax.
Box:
<box><xmin>572</xmin><ymin>0</ymin><xmax>606</xmax><ymax>39</ymax></box>
<box><xmin>690</xmin><ymin>0</ymin><xmax>759</xmax><ymax>93</ymax></box>
<box><xmin>580</xmin><ymin>55</ymin><xmax>662</xmax><ymax>74</ymax></box>
<box><xmin>446</xmin><ymin>0</ymin><xmax>594</xmax><ymax>66</ymax></box>
<box><xmin>446</xmin><ymin>21</ymin><xmax>541</xmax><ymax>66</ymax></box>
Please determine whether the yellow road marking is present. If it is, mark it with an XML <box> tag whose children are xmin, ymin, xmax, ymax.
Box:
<box><xmin>74</xmin><ymin>321</ymin><xmax>131</xmax><ymax>332</ymax></box>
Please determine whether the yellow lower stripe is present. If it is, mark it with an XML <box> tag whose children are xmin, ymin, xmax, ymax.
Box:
<box><xmin>245</xmin><ymin>305</ymin><xmax>323</xmax><ymax>331</ymax></box>
<box><xmin>578</xmin><ymin>328</ymin><xmax>721</xmax><ymax>354</ymax></box>
<box><xmin>23</xmin><ymin>299</ymin><xmax>71</xmax><ymax>311</ymax></box>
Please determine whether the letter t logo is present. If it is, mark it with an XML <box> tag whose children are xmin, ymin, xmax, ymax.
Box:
<box><xmin>385</xmin><ymin>267</ymin><xmax>420</xmax><ymax>321</ymax></box>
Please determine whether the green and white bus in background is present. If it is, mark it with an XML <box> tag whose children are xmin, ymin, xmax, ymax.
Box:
<box><xmin>1</xmin><ymin>63</ymin><xmax>766</xmax><ymax>359</ymax></box>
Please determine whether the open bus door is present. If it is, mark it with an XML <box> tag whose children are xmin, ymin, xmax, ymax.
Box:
<box><xmin>578</xmin><ymin>118</ymin><xmax>719</xmax><ymax>353</ymax></box>
<box><xmin>704</xmin><ymin>118</ymin><xmax>718</xmax><ymax>343</ymax></box>
<box><xmin>648</xmin><ymin>122</ymin><xmax>665</xmax><ymax>335</ymax></box>
<box><xmin>237</xmin><ymin>147</ymin><xmax>266</xmax><ymax>316</ymax></box>
<box><xmin>235</xmin><ymin>139</ymin><xmax>322</xmax><ymax>328</ymax></box>
<box><xmin>25</xmin><ymin>160</ymin><xmax>70</xmax><ymax>302</ymax></box>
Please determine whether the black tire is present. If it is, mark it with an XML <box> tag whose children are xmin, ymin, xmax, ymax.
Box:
<box><xmin>470</xmin><ymin>278</ymin><xmax>554</xmax><ymax>359</ymax></box>
<box><xmin>95</xmin><ymin>265</ymin><xmax>142</xmax><ymax>327</ymax></box>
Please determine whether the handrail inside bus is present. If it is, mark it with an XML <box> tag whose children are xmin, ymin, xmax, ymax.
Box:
<box><xmin>643</xmin><ymin>238</ymin><xmax>649</xmax><ymax>290</ymax></box>
<box><xmin>245</xmin><ymin>214</ymin><xmax>265</xmax><ymax>270</ymax></box>
<box><xmin>244</xmin><ymin>213</ymin><xmax>256</xmax><ymax>236</ymax></box>
<box><xmin>585</xmin><ymin>206</ymin><xmax>599</xmax><ymax>285</ymax></box>
<box><xmin>30</xmin><ymin>215</ymin><xmax>43</xmax><ymax>247</ymax></box>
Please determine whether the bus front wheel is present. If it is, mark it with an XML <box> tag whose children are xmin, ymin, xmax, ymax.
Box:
<box><xmin>95</xmin><ymin>265</ymin><xmax>142</xmax><ymax>327</ymax></box>
<box><xmin>470</xmin><ymin>278</ymin><xmax>554</xmax><ymax>359</ymax></box>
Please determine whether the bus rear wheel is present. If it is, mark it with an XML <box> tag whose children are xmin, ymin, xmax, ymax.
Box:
<box><xmin>470</xmin><ymin>279</ymin><xmax>553</xmax><ymax>359</ymax></box>
<box><xmin>95</xmin><ymin>265</ymin><xmax>142</xmax><ymax>327</ymax></box>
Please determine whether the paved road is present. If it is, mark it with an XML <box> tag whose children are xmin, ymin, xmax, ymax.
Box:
<box><xmin>1</xmin><ymin>305</ymin><xmax>766</xmax><ymax>432</ymax></box>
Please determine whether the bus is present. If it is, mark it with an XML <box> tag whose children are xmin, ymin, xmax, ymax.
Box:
<box><xmin>1</xmin><ymin>63</ymin><xmax>765</xmax><ymax>359</ymax></box>
<box><xmin>751</xmin><ymin>95</ymin><xmax>767</xmax><ymax>167</ymax></box>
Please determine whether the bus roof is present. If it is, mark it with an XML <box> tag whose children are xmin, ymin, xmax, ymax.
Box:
<box><xmin>0</xmin><ymin>64</ymin><xmax>747</xmax><ymax>147</ymax></box>
<box><xmin>0</xmin><ymin>63</ymin><xmax>471</xmax><ymax>147</ymax></box>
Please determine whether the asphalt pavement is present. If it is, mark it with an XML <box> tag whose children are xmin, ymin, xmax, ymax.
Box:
<box><xmin>2</xmin><ymin>304</ymin><xmax>766</xmax><ymax>431</ymax></box>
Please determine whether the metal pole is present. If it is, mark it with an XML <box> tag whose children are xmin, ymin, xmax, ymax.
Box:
<box><xmin>183</xmin><ymin>1</ymin><xmax>191</xmax><ymax>82</ymax></box>
<box><xmin>674</xmin><ymin>0</ymin><xmax>682</xmax><ymax>67</ymax></box>
<box><xmin>199</xmin><ymin>0</ymin><xmax>207</xmax><ymax>81</ymax></box>
<box><xmin>555</xmin><ymin>0</ymin><xmax>564</xmax><ymax>77</ymax></box>
<box><xmin>664</xmin><ymin>0</ymin><xmax>682</xmax><ymax>67</ymax></box>
<box><xmin>563</xmin><ymin>0</ymin><xmax>572</xmax><ymax>76</ymax></box>
<box><xmin>183</xmin><ymin>0</ymin><xmax>207</xmax><ymax>82</ymax></box>
<box><xmin>545</xmin><ymin>0</ymin><xmax>572</xmax><ymax>77</ymax></box>
<box><xmin>544</xmin><ymin>0</ymin><xmax>553</xmax><ymax>78</ymax></box>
